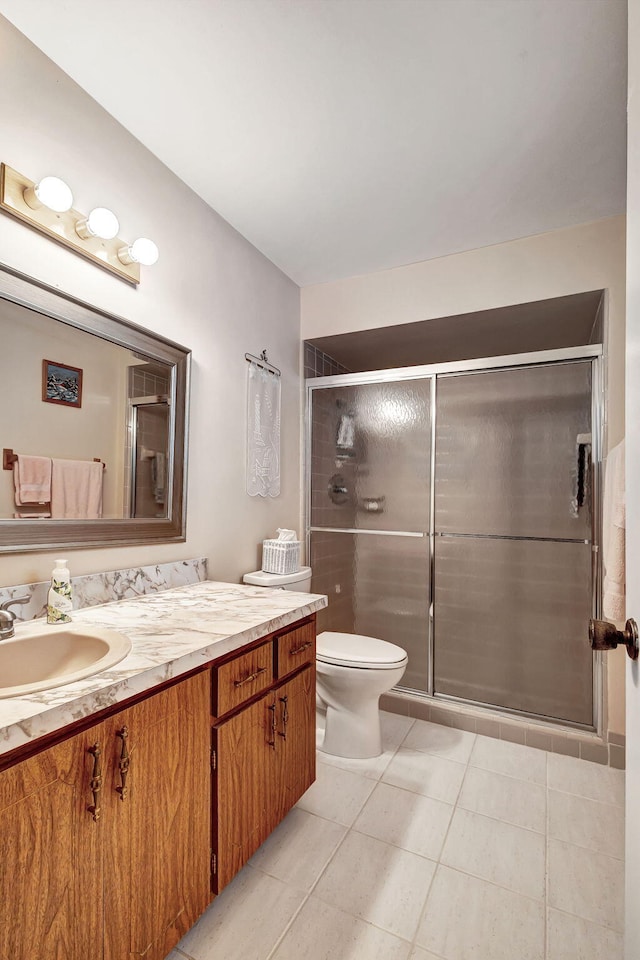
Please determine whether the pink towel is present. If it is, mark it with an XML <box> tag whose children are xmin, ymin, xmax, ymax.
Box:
<box><xmin>14</xmin><ymin>454</ymin><xmax>52</xmax><ymax>504</ymax></box>
<box><xmin>51</xmin><ymin>459</ymin><xmax>103</xmax><ymax>519</ymax></box>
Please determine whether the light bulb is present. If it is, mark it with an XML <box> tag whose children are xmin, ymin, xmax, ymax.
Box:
<box><xmin>118</xmin><ymin>237</ymin><xmax>159</xmax><ymax>266</ymax></box>
<box><xmin>24</xmin><ymin>176</ymin><xmax>73</xmax><ymax>213</ymax></box>
<box><xmin>76</xmin><ymin>207</ymin><xmax>120</xmax><ymax>240</ymax></box>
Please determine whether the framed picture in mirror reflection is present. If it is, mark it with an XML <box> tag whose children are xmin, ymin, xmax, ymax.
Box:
<box><xmin>42</xmin><ymin>359</ymin><xmax>83</xmax><ymax>408</ymax></box>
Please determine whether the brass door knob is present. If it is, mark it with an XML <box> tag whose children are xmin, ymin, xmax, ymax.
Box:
<box><xmin>589</xmin><ymin>618</ymin><xmax>639</xmax><ymax>660</ymax></box>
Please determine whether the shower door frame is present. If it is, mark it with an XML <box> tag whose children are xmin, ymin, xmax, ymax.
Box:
<box><xmin>305</xmin><ymin>343</ymin><xmax>605</xmax><ymax>734</ymax></box>
<box><xmin>128</xmin><ymin>393</ymin><xmax>172</xmax><ymax>519</ymax></box>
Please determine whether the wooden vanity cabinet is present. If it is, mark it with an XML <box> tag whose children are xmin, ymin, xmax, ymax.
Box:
<box><xmin>0</xmin><ymin>614</ymin><xmax>317</xmax><ymax>958</ymax></box>
<box><xmin>213</xmin><ymin>689</ymin><xmax>272</xmax><ymax>889</ymax></box>
<box><xmin>103</xmin><ymin>670</ymin><xmax>211</xmax><ymax>960</ymax></box>
<box><xmin>271</xmin><ymin>666</ymin><xmax>316</xmax><ymax>827</ymax></box>
<box><xmin>213</xmin><ymin>619</ymin><xmax>316</xmax><ymax>893</ymax></box>
<box><xmin>0</xmin><ymin>670</ymin><xmax>211</xmax><ymax>960</ymax></box>
<box><xmin>0</xmin><ymin>724</ymin><xmax>104</xmax><ymax>960</ymax></box>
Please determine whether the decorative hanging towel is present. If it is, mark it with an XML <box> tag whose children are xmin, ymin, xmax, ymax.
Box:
<box><xmin>246</xmin><ymin>360</ymin><xmax>281</xmax><ymax>497</ymax></box>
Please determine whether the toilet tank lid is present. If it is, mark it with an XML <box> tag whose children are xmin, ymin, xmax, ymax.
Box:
<box><xmin>243</xmin><ymin>567</ymin><xmax>311</xmax><ymax>587</ymax></box>
<box><xmin>317</xmin><ymin>631</ymin><xmax>408</xmax><ymax>666</ymax></box>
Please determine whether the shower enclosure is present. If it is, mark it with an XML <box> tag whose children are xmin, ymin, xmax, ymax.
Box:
<box><xmin>306</xmin><ymin>347</ymin><xmax>602</xmax><ymax>728</ymax></box>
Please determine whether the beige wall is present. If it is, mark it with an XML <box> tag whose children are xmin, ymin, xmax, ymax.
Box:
<box><xmin>0</xmin><ymin>17</ymin><xmax>300</xmax><ymax>587</ymax></box>
<box><xmin>302</xmin><ymin>215</ymin><xmax>627</xmax><ymax>734</ymax></box>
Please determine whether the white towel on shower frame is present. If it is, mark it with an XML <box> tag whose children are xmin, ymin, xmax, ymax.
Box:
<box><xmin>602</xmin><ymin>439</ymin><xmax>625</xmax><ymax>621</ymax></box>
<box><xmin>246</xmin><ymin>360</ymin><xmax>281</xmax><ymax>497</ymax></box>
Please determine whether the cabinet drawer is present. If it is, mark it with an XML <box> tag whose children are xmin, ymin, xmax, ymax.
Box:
<box><xmin>214</xmin><ymin>641</ymin><xmax>273</xmax><ymax>716</ymax></box>
<box><xmin>277</xmin><ymin>622</ymin><xmax>315</xmax><ymax>677</ymax></box>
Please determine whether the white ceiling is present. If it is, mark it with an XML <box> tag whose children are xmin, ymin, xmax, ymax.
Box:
<box><xmin>0</xmin><ymin>0</ymin><xmax>627</xmax><ymax>286</ymax></box>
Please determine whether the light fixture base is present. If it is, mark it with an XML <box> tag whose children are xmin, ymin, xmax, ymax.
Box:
<box><xmin>0</xmin><ymin>164</ymin><xmax>140</xmax><ymax>285</ymax></box>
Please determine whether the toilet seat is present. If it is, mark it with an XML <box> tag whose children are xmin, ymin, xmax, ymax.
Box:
<box><xmin>317</xmin><ymin>631</ymin><xmax>408</xmax><ymax>670</ymax></box>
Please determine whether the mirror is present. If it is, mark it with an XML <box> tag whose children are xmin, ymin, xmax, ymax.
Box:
<box><xmin>0</xmin><ymin>264</ymin><xmax>190</xmax><ymax>553</ymax></box>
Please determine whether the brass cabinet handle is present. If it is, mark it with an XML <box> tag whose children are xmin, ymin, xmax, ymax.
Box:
<box><xmin>267</xmin><ymin>702</ymin><xmax>277</xmax><ymax>749</ymax></box>
<box><xmin>115</xmin><ymin>726</ymin><xmax>130</xmax><ymax>801</ymax></box>
<box><xmin>289</xmin><ymin>641</ymin><xmax>312</xmax><ymax>656</ymax></box>
<box><xmin>278</xmin><ymin>695</ymin><xmax>289</xmax><ymax>741</ymax></box>
<box><xmin>233</xmin><ymin>666</ymin><xmax>267</xmax><ymax>687</ymax></box>
<box><xmin>87</xmin><ymin>743</ymin><xmax>103</xmax><ymax>822</ymax></box>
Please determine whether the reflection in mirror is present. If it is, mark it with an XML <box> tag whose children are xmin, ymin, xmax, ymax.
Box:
<box><xmin>129</xmin><ymin>378</ymin><xmax>171</xmax><ymax>519</ymax></box>
<box><xmin>0</xmin><ymin>300</ymin><xmax>173</xmax><ymax>520</ymax></box>
<box><xmin>0</xmin><ymin>264</ymin><xmax>189</xmax><ymax>553</ymax></box>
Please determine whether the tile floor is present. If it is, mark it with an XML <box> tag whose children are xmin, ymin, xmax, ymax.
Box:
<box><xmin>170</xmin><ymin>712</ymin><xmax>625</xmax><ymax>960</ymax></box>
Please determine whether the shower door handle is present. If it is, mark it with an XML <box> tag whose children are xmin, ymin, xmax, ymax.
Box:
<box><xmin>590</xmin><ymin>618</ymin><xmax>639</xmax><ymax>660</ymax></box>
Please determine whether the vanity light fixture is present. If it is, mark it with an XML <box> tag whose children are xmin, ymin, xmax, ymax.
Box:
<box><xmin>118</xmin><ymin>237</ymin><xmax>159</xmax><ymax>266</ymax></box>
<box><xmin>75</xmin><ymin>207</ymin><xmax>120</xmax><ymax>241</ymax></box>
<box><xmin>0</xmin><ymin>163</ymin><xmax>159</xmax><ymax>286</ymax></box>
<box><xmin>23</xmin><ymin>176</ymin><xmax>74</xmax><ymax>213</ymax></box>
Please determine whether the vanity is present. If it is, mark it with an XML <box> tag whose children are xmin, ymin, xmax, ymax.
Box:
<box><xmin>0</xmin><ymin>581</ymin><xmax>327</xmax><ymax>960</ymax></box>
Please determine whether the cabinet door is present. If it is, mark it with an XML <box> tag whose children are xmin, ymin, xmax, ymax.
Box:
<box><xmin>213</xmin><ymin>692</ymin><xmax>272</xmax><ymax>892</ymax></box>
<box><xmin>0</xmin><ymin>727</ymin><xmax>104</xmax><ymax>960</ymax></box>
<box><xmin>274</xmin><ymin>665</ymin><xmax>315</xmax><ymax>824</ymax></box>
<box><xmin>104</xmin><ymin>671</ymin><xmax>211</xmax><ymax>960</ymax></box>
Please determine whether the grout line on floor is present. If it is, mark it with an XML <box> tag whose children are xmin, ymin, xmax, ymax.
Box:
<box><xmin>263</xmin><ymin>890</ymin><xmax>311</xmax><ymax>960</ymax></box>
<box><xmin>440</xmin><ymin>862</ymin><xmax>547</xmax><ymax>907</ymax></box>
<box><xmin>264</xmin><ymin>821</ymin><xmax>355</xmax><ymax>960</ymax></box>
<box><xmin>545</xmin><ymin>831</ymin><xmax>625</xmax><ymax>862</ymax></box>
<box><xmin>466</xmin><ymin>762</ymin><xmax>548</xmax><ymax>788</ymax></box>
<box><xmin>349</xmin><ymin>817</ymin><xmax>445</xmax><ymax>865</ymax></box>
<box><xmin>547</xmin><ymin>833</ymin><xmax>626</xmax><ymax>864</ymax></box>
<box><xmin>405</xmin><ymin>731</ymin><xmax>476</xmax><ymax>956</ymax></box>
<box><xmin>453</xmin><ymin>799</ymin><xmax>547</xmax><ymax>836</ymax></box>
<box><xmin>545</xmin><ymin>783</ymin><xmax>624</xmax><ymax>807</ymax></box>
<box><xmin>548</xmin><ymin>903</ymin><xmax>628</xmax><ymax>933</ymax></box>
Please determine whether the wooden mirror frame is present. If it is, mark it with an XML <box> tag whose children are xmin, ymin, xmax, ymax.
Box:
<box><xmin>0</xmin><ymin>264</ymin><xmax>190</xmax><ymax>553</ymax></box>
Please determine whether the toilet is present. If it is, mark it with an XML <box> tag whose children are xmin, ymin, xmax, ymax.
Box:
<box><xmin>315</xmin><ymin>631</ymin><xmax>408</xmax><ymax>759</ymax></box>
<box><xmin>242</xmin><ymin>566</ymin><xmax>408</xmax><ymax>760</ymax></box>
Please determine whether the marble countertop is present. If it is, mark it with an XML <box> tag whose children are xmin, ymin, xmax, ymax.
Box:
<box><xmin>0</xmin><ymin>580</ymin><xmax>327</xmax><ymax>759</ymax></box>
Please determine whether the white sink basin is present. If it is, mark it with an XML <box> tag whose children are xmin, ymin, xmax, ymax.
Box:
<box><xmin>0</xmin><ymin>622</ymin><xmax>132</xmax><ymax>698</ymax></box>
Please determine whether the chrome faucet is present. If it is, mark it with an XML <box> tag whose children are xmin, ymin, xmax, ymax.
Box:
<box><xmin>0</xmin><ymin>595</ymin><xmax>30</xmax><ymax>640</ymax></box>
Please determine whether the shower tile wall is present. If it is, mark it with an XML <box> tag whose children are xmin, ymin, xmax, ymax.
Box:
<box><xmin>131</xmin><ymin>366</ymin><xmax>170</xmax><ymax>397</ymax></box>
<box><xmin>304</xmin><ymin>343</ymin><xmax>351</xmax><ymax>379</ymax></box>
<box><xmin>310</xmin><ymin>531</ymin><xmax>355</xmax><ymax>634</ymax></box>
<box><xmin>310</xmin><ymin>389</ymin><xmax>357</xmax><ymax>530</ymax></box>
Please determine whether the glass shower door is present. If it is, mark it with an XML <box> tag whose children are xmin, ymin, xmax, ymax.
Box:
<box><xmin>309</xmin><ymin>378</ymin><xmax>432</xmax><ymax>691</ymax></box>
<box><xmin>433</xmin><ymin>361</ymin><xmax>595</xmax><ymax>725</ymax></box>
<box><xmin>129</xmin><ymin>398</ymin><xmax>170</xmax><ymax>519</ymax></box>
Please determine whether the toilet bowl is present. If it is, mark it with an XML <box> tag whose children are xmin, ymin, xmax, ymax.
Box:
<box><xmin>241</xmin><ymin>566</ymin><xmax>408</xmax><ymax>760</ymax></box>
<box><xmin>316</xmin><ymin>631</ymin><xmax>408</xmax><ymax>759</ymax></box>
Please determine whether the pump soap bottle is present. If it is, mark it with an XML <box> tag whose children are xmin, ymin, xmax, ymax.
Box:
<box><xmin>47</xmin><ymin>559</ymin><xmax>73</xmax><ymax>624</ymax></box>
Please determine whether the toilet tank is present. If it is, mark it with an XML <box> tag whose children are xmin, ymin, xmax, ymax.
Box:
<box><xmin>242</xmin><ymin>567</ymin><xmax>312</xmax><ymax>592</ymax></box>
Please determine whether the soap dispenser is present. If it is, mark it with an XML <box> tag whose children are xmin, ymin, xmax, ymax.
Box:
<box><xmin>47</xmin><ymin>558</ymin><xmax>73</xmax><ymax>624</ymax></box>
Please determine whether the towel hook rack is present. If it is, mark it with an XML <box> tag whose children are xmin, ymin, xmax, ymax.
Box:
<box><xmin>245</xmin><ymin>349</ymin><xmax>281</xmax><ymax>378</ymax></box>
<box><xmin>2</xmin><ymin>449</ymin><xmax>17</xmax><ymax>471</ymax></box>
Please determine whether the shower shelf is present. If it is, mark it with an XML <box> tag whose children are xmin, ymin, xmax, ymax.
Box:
<box><xmin>358</xmin><ymin>496</ymin><xmax>385</xmax><ymax>514</ymax></box>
